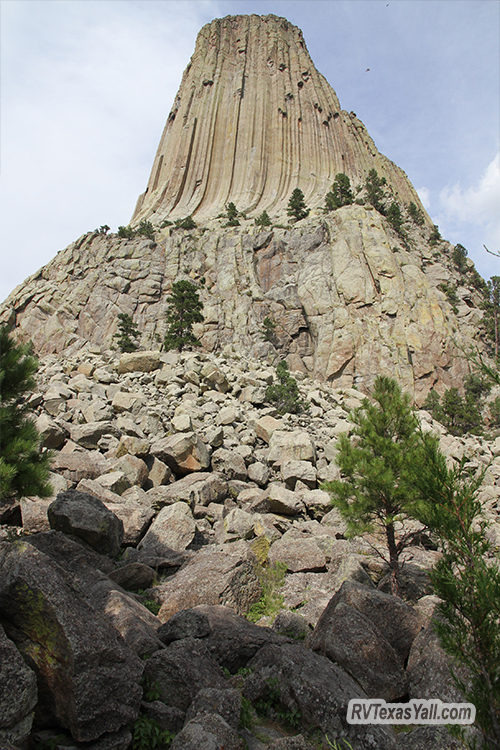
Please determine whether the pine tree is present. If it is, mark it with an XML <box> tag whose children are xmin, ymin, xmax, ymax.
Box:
<box><xmin>113</xmin><ymin>313</ymin><xmax>140</xmax><ymax>353</ymax></box>
<box><xmin>386</xmin><ymin>201</ymin><xmax>404</xmax><ymax>236</ymax></box>
<box><xmin>325</xmin><ymin>173</ymin><xmax>355</xmax><ymax>210</ymax></box>
<box><xmin>261</xmin><ymin>316</ymin><xmax>277</xmax><ymax>343</ymax></box>
<box><xmin>255</xmin><ymin>211</ymin><xmax>272</xmax><ymax>227</ymax></box>
<box><xmin>324</xmin><ymin>376</ymin><xmax>427</xmax><ymax>595</ymax></box>
<box><xmin>407</xmin><ymin>201</ymin><xmax>425</xmax><ymax>226</ymax></box>
<box><xmin>0</xmin><ymin>325</ymin><xmax>52</xmax><ymax>500</ymax></box>
<box><xmin>287</xmin><ymin>188</ymin><xmax>309</xmax><ymax>222</ymax></box>
<box><xmin>163</xmin><ymin>280</ymin><xmax>204</xmax><ymax>352</ymax></box>
<box><xmin>224</xmin><ymin>203</ymin><xmax>240</xmax><ymax>227</ymax></box>
<box><xmin>412</xmin><ymin>440</ymin><xmax>500</xmax><ymax>749</ymax></box>
<box><xmin>265</xmin><ymin>360</ymin><xmax>308</xmax><ymax>414</ymax></box>
<box><xmin>364</xmin><ymin>169</ymin><xmax>387</xmax><ymax>214</ymax></box>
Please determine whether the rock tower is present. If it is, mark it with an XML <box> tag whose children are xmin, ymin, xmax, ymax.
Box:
<box><xmin>132</xmin><ymin>14</ymin><xmax>426</xmax><ymax>224</ymax></box>
<box><xmin>0</xmin><ymin>14</ymin><xmax>487</xmax><ymax>399</ymax></box>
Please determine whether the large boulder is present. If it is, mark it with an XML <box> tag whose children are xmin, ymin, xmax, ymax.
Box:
<box><xmin>138</xmin><ymin>501</ymin><xmax>196</xmax><ymax>554</ymax></box>
<box><xmin>150</xmin><ymin>432</ymin><xmax>211</xmax><ymax>475</ymax></box>
<box><xmin>0</xmin><ymin>624</ymin><xmax>38</xmax><ymax>747</ymax></box>
<box><xmin>268</xmin><ymin>533</ymin><xmax>327</xmax><ymax>573</ymax></box>
<box><xmin>268</xmin><ymin>431</ymin><xmax>316</xmax><ymax>465</ymax></box>
<box><xmin>146</xmin><ymin>472</ymin><xmax>228</xmax><ymax>509</ymax></box>
<box><xmin>117</xmin><ymin>351</ymin><xmax>161</xmax><ymax>373</ymax></box>
<box><xmin>48</xmin><ymin>489</ymin><xmax>124</xmax><ymax>557</ymax></box>
<box><xmin>243</xmin><ymin>643</ymin><xmax>396</xmax><ymax>749</ymax></box>
<box><xmin>142</xmin><ymin>638</ymin><xmax>228</xmax><ymax>712</ymax></box>
<box><xmin>51</xmin><ymin>450</ymin><xmax>110</xmax><ymax>483</ymax></box>
<box><xmin>0</xmin><ymin>541</ymin><xmax>143</xmax><ymax>742</ymax></box>
<box><xmin>170</xmin><ymin>712</ymin><xmax>245</xmax><ymax>750</ymax></box>
<box><xmin>156</xmin><ymin>546</ymin><xmax>262</xmax><ymax>622</ymax></box>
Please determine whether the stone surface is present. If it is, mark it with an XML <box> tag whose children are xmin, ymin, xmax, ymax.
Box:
<box><xmin>48</xmin><ymin>489</ymin><xmax>124</xmax><ymax>557</ymax></box>
<box><xmin>156</xmin><ymin>546</ymin><xmax>262</xmax><ymax>621</ymax></box>
<box><xmin>0</xmin><ymin>623</ymin><xmax>38</xmax><ymax>746</ymax></box>
<box><xmin>150</xmin><ymin>432</ymin><xmax>211</xmax><ymax>475</ymax></box>
<box><xmin>138</xmin><ymin>501</ymin><xmax>196</xmax><ymax>554</ymax></box>
<box><xmin>0</xmin><ymin>541</ymin><xmax>143</xmax><ymax>743</ymax></box>
<box><xmin>169</xmin><ymin>712</ymin><xmax>245</xmax><ymax>750</ymax></box>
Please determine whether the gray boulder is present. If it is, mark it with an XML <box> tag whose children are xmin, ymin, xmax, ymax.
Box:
<box><xmin>48</xmin><ymin>489</ymin><xmax>124</xmax><ymax>557</ymax></box>
<box><xmin>0</xmin><ymin>541</ymin><xmax>143</xmax><ymax>743</ymax></box>
<box><xmin>157</xmin><ymin>608</ymin><xmax>211</xmax><ymax>645</ymax></box>
<box><xmin>138</xmin><ymin>501</ymin><xmax>196</xmax><ymax>554</ymax></box>
<box><xmin>170</xmin><ymin>713</ymin><xmax>244</xmax><ymax>750</ymax></box>
<box><xmin>184</xmin><ymin>687</ymin><xmax>241</xmax><ymax>730</ymax></box>
<box><xmin>150</xmin><ymin>432</ymin><xmax>211</xmax><ymax>475</ymax></box>
<box><xmin>142</xmin><ymin>638</ymin><xmax>228</xmax><ymax>712</ymax></box>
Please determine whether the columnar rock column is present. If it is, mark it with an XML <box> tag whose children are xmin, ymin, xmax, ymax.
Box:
<box><xmin>132</xmin><ymin>14</ymin><xmax>427</xmax><ymax>224</ymax></box>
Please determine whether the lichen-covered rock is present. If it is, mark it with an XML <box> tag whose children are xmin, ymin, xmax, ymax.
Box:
<box><xmin>0</xmin><ymin>541</ymin><xmax>143</xmax><ymax>743</ymax></box>
<box><xmin>48</xmin><ymin>489</ymin><xmax>124</xmax><ymax>557</ymax></box>
<box><xmin>169</xmin><ymin>712</ymin><xmax>245</xmax><ymax>750</ymax></box>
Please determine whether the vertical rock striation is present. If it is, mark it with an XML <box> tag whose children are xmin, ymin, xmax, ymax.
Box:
<box><xmin>132</xmin><ymin>14</ymin><xmax>427</xmax><ymax>224</ymax></box>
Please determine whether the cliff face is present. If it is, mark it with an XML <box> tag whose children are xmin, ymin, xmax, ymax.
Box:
<box><xmin>0</xmin><ymin>207</ymin><xmax>484</xmax><ymax>403</ymax></box>
<box><xmin>132</xmin><ymin>14</ymin><xmax>428</xmax><ymax>224</ymax></box>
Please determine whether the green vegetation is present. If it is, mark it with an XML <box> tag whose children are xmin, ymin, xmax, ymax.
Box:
<box><xmin>132</xmin><ymin>715</ymin><xmax>175</xmax><ymax>749</ymax></box>
<box><xmin>325</xmin><ymin>173</ymin><xmax>354</xmax><ymax>210</ymax></box>
<box><xmin>247</xmin><ymin>561</ymin><xmax>287</xmax><ymax>623</ymax></box>
<box><xmin>323</xmin><ymin>376</ymin><xmax>430</xmax><ymax>595</ymax></box>
<box><xmin>287</xmin><ymin>188</ymin><xmax>309</xmax><ymax>222</ymax></box>
<box><xmin>386</xmin><ymin>201</ymin><xmax>404</xmax><ymax>236</ymax></box>
<box><xmin>438</xmin><ymin>282</ymin><xmax>460</xmax><ymax>314</ymax></box>
<box><xmin>255</xmin><ymin>210</ymin><xmax>272</xmax><ymax>227</ymax></box>
<box><xmin>407</xmin><ymin>201</ymin><xmax>425</xmax><ymax>226</ymax></box>
<box><xmin>452</xmin><ymin>243</ymin><xmax>469</xmax><ymax>274</ymax></box>
<box><xmin>113</xmin><ymin>313</ymin><xmax>140</xmax><ymax>353</ymax></box>
<box><xmin>163</xmin><ymin>280</ymin><xmax>204</xmax><ymax>352</ymax></box>
<box><xmin>96</xmin><ymin>224</ymin><xmax>110</xmax><ymax>235</ymax></box>
<box><xmin>261</xmin><ymin>316</ymin><xmax>277</xmax><ymax>343</ymax></box>
<box><xmin>364</xmin><ymin>168</ymin><xmax>387</xmax><ymax>214</ymax></box>
<box><xmin>265</xmin><ymin>360</ymin><xmax>309</xmax><ymax>415</ymax></box>
<box><xmin>412</xmin><ymin>441</ymin><xmax>500</xmax><ymax>750</ymax></box>
<box><xmin>117</xmin><ymin>220</ymin><xmax>155</xmax><ymax>240</ymax></box>
<box><xmin>224</xmin><ymin>202</ymin><xmax>240</xmax><ymax>227</ymax></box>
<box><xmin>429</xmin><ymin>224</ymin><xmax>442</xmax><ymax>246</ymax></box>
<box><xmin>423</xmin><ymin>373</ymin><xmax>491</xmax><ymax>436</ymax></box>
<box><xmin>174</xmin><ymin>215</ymin><xmax>197</xmax><ymax>230</ymax></box>
<box><xmin>0</xmin><ymin>325</ymin><xmax>52</xmax><ymax>500</ymax></box>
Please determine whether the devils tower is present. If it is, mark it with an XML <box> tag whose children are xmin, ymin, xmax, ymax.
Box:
<box><xmin>132</xmin><ymin>14</ymin><xmax>426</xmax><ymax>224</ymax></box>
<box><xmin>0</xmin><ymin>14</ymin><xmax>487</xmax><ymax>399</ymax></box>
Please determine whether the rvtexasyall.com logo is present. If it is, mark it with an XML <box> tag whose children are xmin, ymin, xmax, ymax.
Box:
<box><xmin>347</xmin><ymin>699</ymin><xmax>476</xmax><ymax>725</ymax></box>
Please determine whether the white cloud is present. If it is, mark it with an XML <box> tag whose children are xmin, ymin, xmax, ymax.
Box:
<box><xmin>439</xmin><ymin>152</ymin><xmax>500</xmax><ymax>254</ymax></box>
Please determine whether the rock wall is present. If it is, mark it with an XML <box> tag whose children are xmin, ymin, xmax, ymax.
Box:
<box><xmin>0</xmin><ymin>207</ymin><xmax>485</xmax><ymax>403</ymax></box>
<box><xmin>131</xmin><ymin>14</ymin><xmax>428</xmax><ymax>225</ymax></box>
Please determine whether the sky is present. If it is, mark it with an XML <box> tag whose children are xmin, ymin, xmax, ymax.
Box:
<box><xmin>1</xmin><ymin>0</ymin><xmax>499</xmax><ymax>304</ymax></box>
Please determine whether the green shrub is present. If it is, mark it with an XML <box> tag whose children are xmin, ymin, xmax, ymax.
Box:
<box><xmin>266</xmin><ymin>360</ymin><xmax>309</xmax><ymax>415</ymax></box>
<box><xmin>137</xmin><ymin>220</ymin><xmax>155</xmax><ymax>239</ymax></box>
<box><xmin>386</xmin><ymin>201</ymin><xmax>404</xmax><ymax>236</ymax></box>
<box><xmin>132</xmin><ymin>715</ymin><xmax>175</xmax><ymax>749</ymax></box>
<box><xmin>452</xmin><ymin>243</ymin><xmax>468</xmax><ymax>273</ymax></box>
<box><xmin>261</xmin><ymin>316</ymin><xmax>277</xmax><ymax>343</ymax></box>
<box><xmin>364</xmin><ymin>169</ymin><xmax>387</xmax><ymax>214</ymax></box>
<box><xmin>407</xmin><ymin>201</ymin><xmax>425</xmax><ymax>226</ymax></box>
<box><xmin>224</xmin><ymin>202</ymin><xmax>240</xmax><ymax>227</ymax></box>
<box><xmin>247</xmin><ymin>561</ymin><xmax>287</xmax><ymax>623</ymax></box>
<box><xmin>174</xmin><ymin>216</ymin><xmax>197</xmax><ymax>230</ymax></box>
<box><xmin>429</xmin><ymin>224</ymin><xmax>442</xmax><ymax>246</ymax></box>
<box><xmin>117</xmin><ymin>225</ymin><xmax>135</xmax><ymax>239</ymax></box>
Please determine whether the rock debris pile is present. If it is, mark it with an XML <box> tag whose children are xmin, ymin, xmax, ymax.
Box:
<box><xmin>1</xmin><ymin>346</ymin><xmax>499</xmax><ymax>749</ymax></box>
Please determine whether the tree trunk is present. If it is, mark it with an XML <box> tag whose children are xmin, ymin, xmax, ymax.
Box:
<box><xmin>385</xmin><ymin>522</ymin><xmax>401</xmax><ymax>597</ymax></box>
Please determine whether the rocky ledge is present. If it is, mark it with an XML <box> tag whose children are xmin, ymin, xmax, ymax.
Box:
<box><xmin>1</xmin><ymin>345</ymin><xmax>498</xmax><ymax>749</ymax></box>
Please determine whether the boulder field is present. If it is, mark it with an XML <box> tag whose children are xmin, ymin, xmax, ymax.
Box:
<box><xmin>1</xmin><ymin>345</ymin><xmax>498</xmax><ymax>749</ymax></box>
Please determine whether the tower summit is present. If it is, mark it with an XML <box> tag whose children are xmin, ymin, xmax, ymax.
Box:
<box><xmin>132</xmin><ymin>14</ymin><xmax>426</xmax><ymax>224</ymax></box>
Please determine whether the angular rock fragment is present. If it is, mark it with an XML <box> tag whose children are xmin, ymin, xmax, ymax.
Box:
<box><xmin>48</xmin><ymin>489</ymin><xmax>124</xmax><ymax>557</ymax></box>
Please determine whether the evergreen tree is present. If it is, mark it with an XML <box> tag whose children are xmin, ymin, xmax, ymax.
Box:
<box><xmin>407</xmin><ymin>201</ymin><xmax>425</xmax><ymax>226</ymax></box>
<box><xmin>136</xmin><ymin>219</ymin><xmax>155</xmax><ymax>239</ymax></box>
<box><xmin>224</xmin><ymin>203</ymin><xmax>240</xmax><ymax>227</ymax></box>
<box><xmin>452</xmin><ymin>243</ymin><xmax>468</xmax><ymax>274</ymax></box>
<box><xmin>261</xmin><ymin>316</ymin><xmax>277</xmax><ymax>343</ymax></box>
<box><xmin>0</xmin><ymin>326</ymin><xmax>52</xmax><ymax>500</ymax></box>
<box><xmin>364</xmin><ymin>169</ymin><xmax>387</xmax><ymax>214</ymax></box>
<box><xmin>325</xmin><ymin>173</ymin><xmax>355</xmax><ymax>210</ymax></box>
<box><xmin>324</xmin><ymin>376</ymin><xmax>428</xmax><ymax>595</ymax></box>
<box><xmin>163</xmin><ymin>280</ymin><xmax>204</xmax><ymax>352</ymax></box>
<box><xmin>412</xmin><ymin>440</ymin><xmax>500</xmax><ymax>749</ymax></box>
<box><xmin>113</xmin><ymin>313</ymin><xmax>140</xmax><ymax>353</ymax></box>
<box><xmin>386</xmin><ymin>201</ymin><xmax>404</xmax><ymax>236</ymax></box>
<box><xmin>174</xmin><ymin>216</ymin><xmax>197</xmax><ymax>230</ymax></box>
<box><xmin>255</xmin><ymin>211</ymin><xmax>272</xmax><ymax>227</ymax></box>
<box><xmin>287</xmin><ymin>188</ymin><xmax>309</xmax><ymax>222</ymax></box>
<box><xmin>265</xmin><ymin>360</ymin><xmax>308</xmax><ymax>414</ymax></box>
